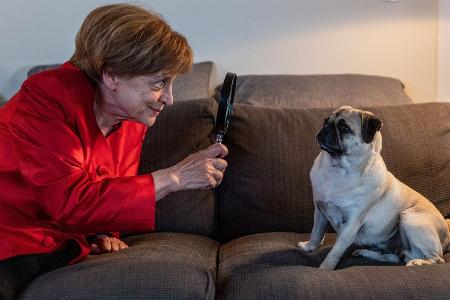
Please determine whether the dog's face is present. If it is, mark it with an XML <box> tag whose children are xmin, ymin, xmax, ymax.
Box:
<box><xmin>316</xmin><ymin>106</ymin><xmax>383</xmax><ymax>157</ymax></box>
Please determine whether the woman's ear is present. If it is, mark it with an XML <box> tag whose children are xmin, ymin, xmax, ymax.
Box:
<box><xmin>101</xmin><ymin>71</ymin><xmax>119</xmax><ymax>91</ymax></box>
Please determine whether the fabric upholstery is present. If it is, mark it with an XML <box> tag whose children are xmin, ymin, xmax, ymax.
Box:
<box><xmin>139</xmin><ymin>98</ymin><xmax>219</xmax><ymax>239</ymax></box>
<box><xmin>218</xmin><ymin>232</ymin><xmax>450</xmax><ymax>300</ymax></box>
<box><xmin>0</xmin><ymin>94</ymin><xmax>6</xmax><ymax>107</ymax></box>
<box><xmin>218</xmin><ymin>232</ymin><xmax>401</xmax><ymax>273</ymax></box>
<box><xmin>20</xmin><ymin>233</ymin><xmax>219</xmax><ymax>300</ymax></box>
<box><xmin>219</xmin><ymin>262</ymin><xmax>450</xmax><ymax>300</ymax></box>
<box><xmin>219</xmin><ymin>74</ymin><xmax>412</xmax><ymax>108</ymax></box>
<box><xmin>27</xmin><ymin>64</ymin><xmax>61</xmax><ymax>77</ymax></box>
<box><xmin>218</xmin><ymin>102</ymin><xmax>450</xmax><ymax>242</ymax></box>
<box><xmin>173</xmin><ymin>61</ymin><xmax>215</xmax><ymax>100</ymax></box>
<box><xmin>27</xmin><ymin>61</ymin><xmax>215</xmax><ymax>101</ymax></box>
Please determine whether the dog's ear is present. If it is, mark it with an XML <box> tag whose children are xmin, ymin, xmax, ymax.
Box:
<box><xmin>361</xmin><ymin>112</ymin><xmax>383</xmax><ymax>143</ymax></box>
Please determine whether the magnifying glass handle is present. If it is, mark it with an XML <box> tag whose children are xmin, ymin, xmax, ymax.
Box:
<box><xmin>215</xmin><ymin>133</ymin><xmax>224</xmax><ymax>144</ymax></box>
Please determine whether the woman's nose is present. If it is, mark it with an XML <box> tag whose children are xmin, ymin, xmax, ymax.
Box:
<box><xmin>160</xmin><ymin>84</ymin><xmax>174</xmax><ymax>106</ymax></box>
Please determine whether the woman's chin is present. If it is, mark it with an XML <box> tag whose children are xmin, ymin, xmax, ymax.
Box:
<box><xmin>144</xmin><ymin>116</ymin><xmax>157</xmax><ymax>127</ymax></box>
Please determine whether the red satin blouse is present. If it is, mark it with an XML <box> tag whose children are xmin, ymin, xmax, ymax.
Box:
<box><xmin>0</xmin><ymin>62</ymin><xmax>155</xmax><ymax>263</ymax></box>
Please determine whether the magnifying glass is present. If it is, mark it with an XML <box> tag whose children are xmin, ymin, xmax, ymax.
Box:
<box><xmin>215</xmin><ymin>72</ymin><xmax>237</xmax><ymax>144</ymax></box>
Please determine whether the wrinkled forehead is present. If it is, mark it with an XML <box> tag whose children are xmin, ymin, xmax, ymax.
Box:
<box><xmin>331</xmin><ymin>107</ymin><xmax>362</xmax><ymax>127</ymax></box>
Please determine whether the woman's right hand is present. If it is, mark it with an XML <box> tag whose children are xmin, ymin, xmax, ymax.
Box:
<box><xmin>151</xmin><ymin>143</ymin><xmax>228</xmax><ymax>201</ymax></box>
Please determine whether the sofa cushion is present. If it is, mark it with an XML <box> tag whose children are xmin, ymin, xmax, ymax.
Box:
<box><xmin>139</xmin><ymin>98</ymin><xmax>219</xmax><ymax>239</ymax></box>
<box><xmin>218</xmin><ymin>102</ymin><xmax>450</xmax><ymax>242</ymax></box>
<box><xmin>220</xmin><ymin>265</ymin><xmax>450</xmax><ymax>300</ymax></box>
<box><xmin>218</xmin><ymin>232</ymin><xmax>401</xmax><ymax>277</ymax></box>
<box><xmin>20</xmin><ymin>233</ymin><xmax>218</xmax><ymax>300</ymax></box>
<box><xmin>217</xmin><ymin>232</ymin><xmax>450</xmax><ymax>300</ymax></box>
<box><xmin>0</xmin><ymin>94</ymin><xmax>6</xmax><ymax>107</ymax></box>
<box><xmin>173</xmin><ymin>61</ymin><xmax>215</xmax><ymax>100</ymax></box>
<box><xmin>219</xmin><ymin>74</ymin><xmax>412</xmax><ymax>108</ymax></box>
<box><xmin>27</xmin><ymin>64</ymin><xmax>61</xmax><ymax>77</ymax></box>
<box><xmin>27</xmin><ymin>61</ymin><xmax>215</xmax><ymax>101</ymax></box>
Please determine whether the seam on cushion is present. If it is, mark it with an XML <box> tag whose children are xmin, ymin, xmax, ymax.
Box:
<box><xmin>214</xmin><ymin>243</ymin><xmax>221</xmax><ymax>298</ymax></box>
<box><xmin>205</xmin><ymin>62</ymin><xmax>213</xmax><ymax>98</ymax></box>
<box><xmin>205</xmin><ymin>268</ymin><xmax>216</xmax><ymax>300</ymax></box>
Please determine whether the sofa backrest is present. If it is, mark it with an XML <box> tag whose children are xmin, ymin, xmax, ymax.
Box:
<box><xmin>217</xmin><ymin>74</ymin><xmax>413</xmax><ymax>108</ymax></box>
<box><xmin>172</xmin><ymin>61</ymin><xmax>216</xmax><ymax>100</ymax></box>
<box><xmin>138</xmin><ymin>98</ymin><xmax>219</xmax><ymax>239</ymax></box>
<box><xmin>217</xmin><ymin>102</ymin><xmax>450</xmax><ymax>242</ymax></box>
<box><xmin>27</xmin><ymin>61</ymin><xmax>216</xmax><ymax>101</ymax></box>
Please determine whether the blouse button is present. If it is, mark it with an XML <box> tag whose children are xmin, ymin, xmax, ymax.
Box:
<box><xmin>96</xmin><ymin>165</ymin><xmax>109</xmax><ymax>176</ymax></box>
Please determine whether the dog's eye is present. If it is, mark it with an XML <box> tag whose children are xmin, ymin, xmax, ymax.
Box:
<box><xmin>338</xmin><ymin>124</ymin><xmax>352</xmax><ymax>134</ymax></box>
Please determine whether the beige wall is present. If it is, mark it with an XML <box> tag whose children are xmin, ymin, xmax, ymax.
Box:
<box><xmin>188</xmin><ymin>0</ymin><xmax>438</xmax><ymax>103</ymax></box>
<box><xmin>0</xmin><ymin>0</ymin><xmax>440</xmax><ymax>102</ymax></box>
<box><xmin>438</xmin><ymin>0</ymin><xmax>450</xmax><ymax>101</ymax></box>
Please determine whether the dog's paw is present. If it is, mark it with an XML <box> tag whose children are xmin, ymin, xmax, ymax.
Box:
<box><xmin>406</xmin><ymin>259</ymin><xmax>432</xmax><ymax>266</ymax></box>
<box><xmin>352</xmin><ymin>249</ymin><xmax>367</xmax><ymax>257</ymax></box>
<box><xmin>319</xmin><ymin>262</ymin><xmax>335</xmax><ymax>270</ymax></box>
<box><xmin>297</xmin><ymin>241</ymin><xmax>316</xmax><ymax>253</ymax></box>
<box><xmin>436</xmin><ymin>257</ymin><xmax>446</xmax><ymax>264</ymax></box>
<box><xmin>406</xmin><ymin>257</ymin><xmax>445</xmax><ymax>266</ymax></box>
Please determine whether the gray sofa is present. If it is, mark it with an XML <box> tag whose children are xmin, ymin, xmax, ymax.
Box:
<box><xmin>4</xmin><ymin>62</ymin><xmax>450</xmax><ymax>299</ymax></box>
<box><xmin>0</xmin><ymin>95</ymin><xmax>6</xmax><ymax>108</ymax></box>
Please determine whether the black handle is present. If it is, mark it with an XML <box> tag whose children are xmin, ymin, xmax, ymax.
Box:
<box><xmin>215</xmin><ymin>72</ymin><xmax>237</xmax><ymax>143</ymax></box>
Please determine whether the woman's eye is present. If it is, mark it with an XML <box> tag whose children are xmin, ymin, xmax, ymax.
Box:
<box><xmin>152</xmin><ymin>80</ymin><xmax>165</xmax><ymax>89</ymax></box>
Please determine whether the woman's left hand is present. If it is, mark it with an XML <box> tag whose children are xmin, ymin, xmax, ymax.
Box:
<box><xmin>89</xmin><ymin>234</ymin><xmax>129</xmax><ymax>254</ymax></box>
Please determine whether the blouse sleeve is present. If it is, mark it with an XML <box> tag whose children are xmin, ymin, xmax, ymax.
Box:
<box><xmin>8</xmin><ymin>76</ymin><xmax>155</xmax><ymax>233</ymax></box>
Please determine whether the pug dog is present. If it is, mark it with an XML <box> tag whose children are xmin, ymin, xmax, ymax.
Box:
<box><xmin>297</xmin><ymin>105</ymin><xmax>450</xmax><ymax>270</ymax></box>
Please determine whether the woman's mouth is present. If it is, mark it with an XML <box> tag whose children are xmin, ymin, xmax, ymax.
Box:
<box><xmin>147</xmin><ymin>106</ymin><xmax>162</xmax><ymax>115</ymax></box>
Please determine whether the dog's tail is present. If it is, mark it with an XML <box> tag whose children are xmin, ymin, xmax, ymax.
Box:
<box><xmin>445</xmin><ymin>219</ymin><xmax>450</xmax><ymax>253</ymax></box>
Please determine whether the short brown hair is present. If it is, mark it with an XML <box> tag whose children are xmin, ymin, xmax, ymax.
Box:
<box><xmin>70</xmin><ymin>4</ymin><xmax>193</xmax><ymax>82</ymax></box>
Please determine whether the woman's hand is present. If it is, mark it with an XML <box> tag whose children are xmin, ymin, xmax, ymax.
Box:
<box><xmin>152</xmin><ymin>143</ymin><xmax>228</xmax><ymax>201</ymax></box>
<box><xmin>89</xmin><ymin>234</ymin><xmax>129</xmax><ymax>254</ymax></box>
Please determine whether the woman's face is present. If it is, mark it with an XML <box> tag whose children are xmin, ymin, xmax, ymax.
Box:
<box><xmin>109</xmin><ymin>71</ymin><xmax>176</xmax><ymax>127</ymax></box>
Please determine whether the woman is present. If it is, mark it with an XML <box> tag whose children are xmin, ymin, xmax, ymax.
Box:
<box><xmin>0</xmin><ymin>3</ymin><xmax>228</xmax><ymax>298</ymax></box>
